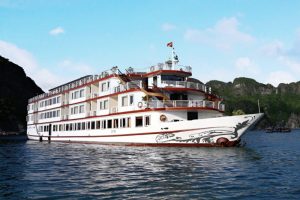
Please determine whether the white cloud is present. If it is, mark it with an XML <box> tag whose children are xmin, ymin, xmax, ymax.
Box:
<box><xmin>59</xmin><ymin>59</ymin><xmax>94</xmax><ymax>74</ymax></box>
<box><xmin>0</xmin><ymin>40</ymin><xmax>62</xmax><ymax>90</ymax></box>
<box><xmin>261</xmin><ymin>38</ymin><xmax>300</xmax><ymax>75</ymax></box>
<box><xmin>261</xmin><ymin>40</ymin><xmax>283</xmax><ymax>56</ymax></box>
<box><xmin>162</xmin><ymin>23</ymin><xmax>176</xmax><ymax>31</ymax></box>
<box><xmin>49</xmin><ymin>27</ymin><xmax>65</xmax><ymax>36</ymax></box>
<box><xmin>266</xmin><ymin>71</ymin><xmax>296</xmax><ymax>86</ymax></box>
<box><xmin>235</xmin><ymin>57</ymin><xmax>260</xmax><ymax>74</ymax></box>
<box><xmin>278</xmin><ymin>56</ymin><xmax>300</xmax><ymax>74</ymax></box>
<box><xmin>184</xmin><ymin>17</ymin><xmax>255</xmax><ymax>50</ymax></box>
<box><xmin>0</xmin><ymin>40</ymin><xmax>38</xmax><ymax>72</ymax></box>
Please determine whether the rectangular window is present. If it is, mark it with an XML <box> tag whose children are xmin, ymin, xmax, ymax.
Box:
<box><xmin>77</xmin><ymin>123</ymin><xmax>81</xmax><ymax>130</ymax></box>
<box><xmin>91</xmin><ymin>121</ymin><xmax>95</xmax><ymax>130</ymax></box>
<box><xmin>104</xmin><ymin>100</ymin><xmax>108</xmax><ymax>109</ymax></box>
<box><xmin>80</xmin><ymin>89</ymin><xmax>85</xmax><ymax>98</ymax></box>
<box><xmin>66</xmin><ymin>124</ymin><xmax>69</xmax><ymax>131</ymax></box>
<box><xmin>129</xmin><ymin>95</ymin><xmax>134</xmax><ymax>106</ymax></box>
<box><xmin>99</xmin><ymin>101</ymin><xmax>103</xmax><ymax>110</ymax></box>
<box><xmin>102</xmin><ymin>120</ymin><xmax>106</xmax><ymax>129</ymax></box>
<box><xmin>79</xmin><ymin>105</ymin><xmax>84</xmax><ymax>113</ymax></box>
<box><xmin>57</xmin><ymin>96</ymin><xmax>61</xmax><ymax>103</ymax></box>
<box><xmin>87</xmin><ymin>122</ymin><xmax>91</xmax><ymax>130</ymax></box>
<box><xmin>96</xmin><ymin>121</ymin><xmax>101</xmax><ymax>129</ymax></box>
<box><xmin>120</xmin><ymin>118</ymin><xmax>125</xmax><ymax>128</ymax></box>
<box><xmin>135</xmin><ymin>116</ymin><xmax>143</xmax><ymax>127</ymax></box>
<box><xmin>107</xmin><ymin>119</ymin><xmax>112</xmax><ymax>129</ymax></box>
<box><xmin>113</xmin><ymin>119</ymin><xmax>118</xmax><ymax>128</ymax></box>
<box><xmin>82</xmin><ymin>122</ymin><xmax>85</xmax><ymax>130</ymax></box>
<box><xmin>121</xmin><ymin>96</ymin><xmax>128</xmax><ymax>107</ymax></box>
<box><xmin>59</xmin><ymin>124</ymin><xmax>62</xmax><ymax>131</ymax></box>
<box><xmin>74</xmin><ymin>106</ymin><xmax>78</xmax><ymax>114</ymax></box>
<box><xmin>101</xmin><ymin>82</ymin><xmax>107</xmax><ymax>92</ymax></box>
<box><xmin>127</xmin><ymin>117</ymin><xmax>131</xmax><ymax>128</ymax></box>
<box><xmin>145</xmin><ymin>116</ymin><xmax>151</xmax><ymax>126</ymax></box>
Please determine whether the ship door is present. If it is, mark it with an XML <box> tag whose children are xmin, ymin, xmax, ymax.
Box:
<box><xmin>143</xmin><ymin>79</ymin><xmax>148</xmax><ymax>89</ymax></box>
<box><xmin>187</xmin><ymin>112</ymin><xmax>198</xmax><ymax>120</ymax></box>
<box><xmin>153</xmin><ymin>76</ymin><xmax>157</xmax><ymax>86</ymax></box>
<box><xmin>48</xmin><ymin>124</ymin><xmax>52</xmax><ymax>142</ymax></box>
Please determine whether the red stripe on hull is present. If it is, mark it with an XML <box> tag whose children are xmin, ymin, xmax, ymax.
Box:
<box><xmin>28</xmin><ymin>139</ymin><xmax>240</xmax><ymax>147</ymax></box>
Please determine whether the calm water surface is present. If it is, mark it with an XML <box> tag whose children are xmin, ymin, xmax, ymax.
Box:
<box><xmin>1</xmin><ymin>130</ymin><xmax>300</xmax><ymax>199</ymax></box>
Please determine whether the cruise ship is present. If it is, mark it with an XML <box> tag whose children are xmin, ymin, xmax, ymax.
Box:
<box><xmin>27</xmin><ymin>44</ymin><xmax>263</xmax><ymax>147</ymax></box>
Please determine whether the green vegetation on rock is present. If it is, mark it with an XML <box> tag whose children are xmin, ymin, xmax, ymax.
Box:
<box><xmin>206</xmin><ymin>77</ymin><xmax>300</xmax><ymax>128</ymax></box>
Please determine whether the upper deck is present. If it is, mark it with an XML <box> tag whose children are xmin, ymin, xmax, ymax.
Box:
<box><xmin>28</xmin><ymin>61</ymin><xmax>193</xmax><ymax>104</ymax></box>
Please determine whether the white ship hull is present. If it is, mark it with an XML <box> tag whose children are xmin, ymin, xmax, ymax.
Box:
<box><xmin>27</xmin><ymin>113</ymin><xmax>263</xmax><ymax>147</ymax></box>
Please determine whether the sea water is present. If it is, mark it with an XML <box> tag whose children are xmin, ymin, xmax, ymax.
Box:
<box><xmin>0</xmin><ymin>130</ymin><xmax>300</xmax><ymax>199</ymax></box>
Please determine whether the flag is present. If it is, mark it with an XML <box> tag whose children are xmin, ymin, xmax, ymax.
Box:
<box><xmin>167</xmin><ymin>42</ymin><xmax>173</xmax><ymax>47</ymax></box>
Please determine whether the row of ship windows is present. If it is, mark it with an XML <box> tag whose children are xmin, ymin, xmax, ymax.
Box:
<box><xmin>71</xmin><ymin>89</ymin><xmax>85</xmax><ymax>100</ymax></box>
<box><xmin>99</xmin><ymin>95</ymin><xmax>134</xmax><ymax>110</ymax></box>
<box><xmin>38</xmin><ymin>116</ymin><xmax>150</xmax><ymax>132</ymax></box>
<box><xmin>31</xmin><ymin>95</ymin><xmax>135</xmax><ymax>120</ymax></box>
<box><xmin>30</xmin><ymin>82</ymin><xmax>128</xmax><ymax>111</ymax></box>
<box><xmin>70</xmin><ymin>105</ymin><xmax>85</xmax><ymax>115</ymax></box>
<box><xmin>39</xmin><ymin>110</ymin><xmax>61</xmax><ymax>119</ymax></box>
<box><xmin>39</xmin><ymin>96</ymin><xmax>61</xmax><ymax>108</ymax></box>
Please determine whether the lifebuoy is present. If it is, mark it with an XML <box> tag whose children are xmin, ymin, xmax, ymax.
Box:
<box><xmin>160</xmin><ymin>114</ymin><xmax>167</xmax><ymax>122</ymax></box>
<box><xmin>138</xmin><ymin>102</ymin><xmax>143</xmax><ymax>108</ymax></box>
<box><xmin>216</xmin><ymin>137</ymin><xmax>229</xmax><ymax>147</ymax></box>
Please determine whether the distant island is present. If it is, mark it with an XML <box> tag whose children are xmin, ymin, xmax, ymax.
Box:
<box><xmin>206</xmin><ymin>78</ymin><xmax>300</xmax><ymax>129</ymax></box>
<box><xmin>0</xmin><ymin>55</ymin><xmax>299</xmax><ymax>133</ymax></box>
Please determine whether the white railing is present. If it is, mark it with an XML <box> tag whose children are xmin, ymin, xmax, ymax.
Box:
<box><xmin>147</xmin><ymin>64</ymin><xmax>192</xmax><ymax>73</ymax></box>
<box><xmin>145</xmin><ymin>100</ymin><xmax>225</xmax><ymax>111</ymax></box>
<box><xmin>161</xmin><ymin>80</ymin><xmax>206</xmax><ymax>91</ymax></box>
<box><xmin>113</xmin><ymin>81</ymin><xmax>142</xmax><ymax>93</ymax></box>
<box><xmin>125</xmin><ymin>67</ymin><xmax>148</xmax><ymax>74</ymax></box>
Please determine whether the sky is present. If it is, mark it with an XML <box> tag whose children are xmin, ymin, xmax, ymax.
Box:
<box><xmin>1</xmin><ymin>0</ymin><xmax>300</xmax><ymax>91</ymax></box>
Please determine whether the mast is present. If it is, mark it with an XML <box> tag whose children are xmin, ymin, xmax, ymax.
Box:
<box><xmin>172</xmin><ymin>46</ymin><xmax>175</xmax><ymax>70</ymax></box>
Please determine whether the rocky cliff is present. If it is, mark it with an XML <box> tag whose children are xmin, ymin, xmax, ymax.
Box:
<box><xmin>207</xmin><ymin>77</ymin><xmax>300</xmax><ymax>129</ymax></box>
<box><xmin>0</xmin><ymin>56</ymin><xmax>43</xmax><ymax>133</ymax></box>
